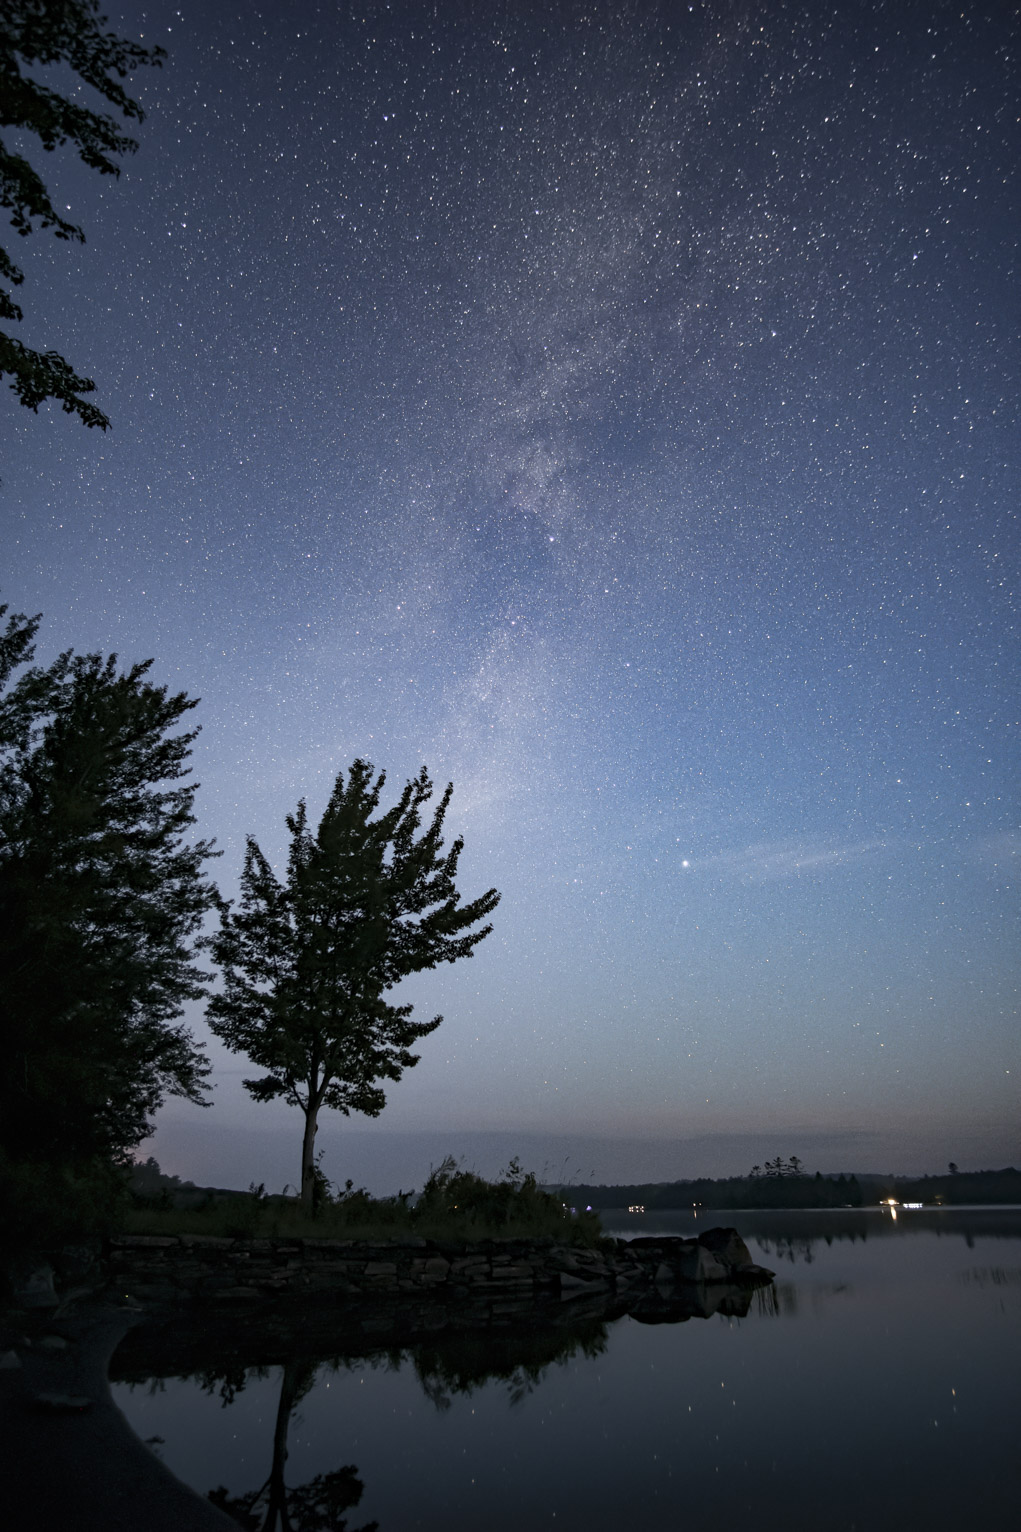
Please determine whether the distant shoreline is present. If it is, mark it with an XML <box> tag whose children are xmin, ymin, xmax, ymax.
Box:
<box><xmin>557</xmin><ymin>1165</ymin><xmax>1021</xmax><ymax>1212</ymax></box>
<box><xmin>602</xmin><ymin>1202</ymin><xmax>1021</xmax><ymax>1212</ymax></box>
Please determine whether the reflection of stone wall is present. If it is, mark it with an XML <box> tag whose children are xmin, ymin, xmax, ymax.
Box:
<box><xmin>105</xmin><ymin>1230</ymin><xmax>772</xmax><ymax>1308</ymax></box>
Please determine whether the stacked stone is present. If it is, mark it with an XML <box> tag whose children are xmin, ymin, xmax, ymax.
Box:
<box><xmin>103</xmin><ymin>1229</ymin><xmax>772</xmax><ymax>1309</ymax></box>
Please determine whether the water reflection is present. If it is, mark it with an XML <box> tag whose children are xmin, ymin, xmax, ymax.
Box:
<box><xmin>409</xmin><ymin>1316</ymin><xmax>608</xmax><ymax>1411</ymax></box>
<box><xmin>112</xmin><ymin>1277</ymin><xmax>763</xmax><ymax>1394</ymax></box>
<box><xmin>115</xmin><ymin>1305</ymin><xmax>622</xmax><ymax>1529</ymax></box>
<box><xmin>206</xmin><ymin>1359</ymin><xmax>376</xmax><ymax>1531</ymax></box>
<box><xmin>754</xmin><ymin>1234</ymin><xmax>818</xmax><ymax>1265</ymax></box>
<box><xmin>959</xmin><ymin>1265</ymin><xmax>1021</xmax><ymax>1288</ymax></box>
<box><xmin>608</xmin><ymin>1205</ymin><xmax>1021</xmax><ymax>1247</ymax></box>
<box><xmin>116</xmin><ymin>1286</ymin><xmax>772</xmax><ymax>1526</ymax></box>
<box><xmin>110</xmin><ymin>1212</ymin><xmax>1021</xmax><ymax>1530</ymax></box>
<box><xmin>609</xmin><ymin>1206</ymin><xmax>1021</xmax><ymax>1267</ymax></box>
<box><xmin>626</xmin><ymin>1281</ymin><xmax>758</xmax><ymax>1324</ymax></box>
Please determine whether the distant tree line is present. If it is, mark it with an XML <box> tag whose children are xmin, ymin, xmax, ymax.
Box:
<box><xmin>868</xmin><ymin>1167</ymin><xmax>1021</xmax><ymax>1206</ymax></box>
<box><xmin>563</xmin><ymin>1165</ymin><xmax>1021</xmax><ymax>1210</ymax></box>
<box><xmin>564</xmin><ymin>1170</ymin><xmax>865</xmax><ymax>1211</ymax></box>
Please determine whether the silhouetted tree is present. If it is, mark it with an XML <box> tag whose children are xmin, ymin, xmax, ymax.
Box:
<box><xmin>207</xmin><ymin>759</ymin><xmax>499</xmax><ymax>1210</ymax></box>
<box><xmin>753</xmin><ymin>1155</ymin><xmax>806</xmax><ymax>1180</ymax></box>
<box><xmin>0</xmin><ymin>1</ymin><xmax>164</xmax><ymax>425</ymax></box>
<box><xmin>0</xmin><ymin>606</ymin><xmax>216</xmax><ymax>1170</ymax></box>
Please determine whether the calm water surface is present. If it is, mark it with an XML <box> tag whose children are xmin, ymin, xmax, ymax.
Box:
<box><xmin>111</xmin><ymin>1208</ymin><xmax>1021</xmax><ymax>1530</ymax></box>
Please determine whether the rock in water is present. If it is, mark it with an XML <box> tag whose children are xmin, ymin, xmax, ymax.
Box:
<box><xmin>697</xmin><ymin>1227</ymin><xmax>754</xmax><ymax>1271</ymax></box>
<box><xmin>673</xmin><ymin>1243</ymin><xmax>729</xmax><ymax>1282</ymax></box>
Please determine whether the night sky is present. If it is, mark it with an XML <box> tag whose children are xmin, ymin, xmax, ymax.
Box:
<box><xmin>2</xmin><ymin>0</ymin><xmax>1018</xmax><ymax>1191</ymax></box>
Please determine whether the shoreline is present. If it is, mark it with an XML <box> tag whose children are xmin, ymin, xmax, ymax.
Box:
<box><xmin>0</xmin><ymin>1301</ymin><xmax>237</xmax><ymax>1529</ymax></box>
<box><xmin>101</xmin><ymin>1225</ymin><xmax>774</xmax><ymax>1310</ymax></box>
<box><xmin>2</xmin><ymin>1226</ymin><xmax>772</xmax><ymax>1526</ymax></box>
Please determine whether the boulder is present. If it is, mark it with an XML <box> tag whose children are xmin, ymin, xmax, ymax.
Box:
<box><xmin>737</xmin><ymin>1263</ymin><xmax>776</xmax><ymax>1283</ymax></box>
<box><xmin>672</xmin><ymin>1243</ymin><xmax>729</xmax><ymax>1283</ymax></box>
<box><xmin>420</xmin><ymin>1257</ymin><xmax>452</xmax><ymax>1279</ymax></box>
<box><xmin>696</xmin><ymin>1227</ymin><xmax>754</xmax><ymax>1271</ymax></box>
<box><xmin>558</xmin><ymin>1271</ymin><xmax>601</xmax><ymax>1292</ymax></box>
<box><xmin>10</xmin><ymin>1264</ymin><xmax>58</xmax><ymax>1309</ymax></box>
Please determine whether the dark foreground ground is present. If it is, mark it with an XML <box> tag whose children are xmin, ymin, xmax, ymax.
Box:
<box><xmin>0</xmin><ymin>1302</ymin><xmax>235</xmax><ymax>1531</ymax></box>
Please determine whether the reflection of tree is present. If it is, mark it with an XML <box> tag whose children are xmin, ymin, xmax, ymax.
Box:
<box><xmin>411</xmin><ymin>1320</ymin><xmax>608</xmax><ymax>1413</ymax></box>
<box><xmin>199</xmin><ymin>1323</ymin><xmax>607</xmax><ymax>1526</ymax></box>
<box><xmin>200</xmin><ymin>1363</ymin><xmax>259</xmax><ymax>1408</ymax></box>
<box><xmin>960</xmin><ymin>1266</ymin><xmax>1021</xmax><ymax>1289</ymax></box>
<box><xmin>207</xmin><ymin>1360</ymin><xmax>377</xmax><ymax>1532</ymax></box>
<box><xmin>755</xmin><ymin>1234</ymin><xmax>817</xmax><ymax>1265</ymax></box>
<box><xmin>755</xmin><ymin>1283</ymin><xmax>783</xmax><ymax>1318</ymax></box>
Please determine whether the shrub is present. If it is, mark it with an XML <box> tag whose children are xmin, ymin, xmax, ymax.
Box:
<box><xmin>414</xmin><ymin>1156</ymin><xmax>597</xmax><ymax>1242</ymax></box>
<box><xmin>121</xmin><ymin>1157</ymin><xmax>602</xmax><ymax>1245</ymax></box>
<box><xmin>0</xmin><ymin>1150</ymin><xmax>128</xmax><ymax>1254</ymax></box>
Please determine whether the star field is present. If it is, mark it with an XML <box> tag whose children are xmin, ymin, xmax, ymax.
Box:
<box><xmin>1</xmin><ymin>0</ymin><xmax>1017</xmax><ymax>1186</ymax></box>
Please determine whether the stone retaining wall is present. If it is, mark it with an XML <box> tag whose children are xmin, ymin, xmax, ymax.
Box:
<box><xmin>104</xmin><ymin>1228</ymin><xmax>772</xmax><ymax>1309</ymax></box>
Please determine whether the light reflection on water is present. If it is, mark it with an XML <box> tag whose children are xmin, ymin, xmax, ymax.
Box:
<box><xmin>111</xmin><ymin>1209</ymin><xmax>1021</xmax><ymax>1531</ymax></box>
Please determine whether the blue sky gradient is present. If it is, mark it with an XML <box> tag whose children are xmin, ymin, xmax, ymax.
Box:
<box><xmin>2</xmin><ymin>0</ymin><xmax>1017</xmax><ymax>1188</ymax></box>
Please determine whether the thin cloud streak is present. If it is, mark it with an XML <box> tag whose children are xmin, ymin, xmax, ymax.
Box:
<box><xmin>694</xmin><ymin>836</ymin><xmax>890</xmax><ymax>883</ymax></box>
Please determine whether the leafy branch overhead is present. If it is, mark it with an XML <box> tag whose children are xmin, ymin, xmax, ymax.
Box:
<box><xmin>207</xmin><ymin>758</ymin><xmax>501</xmax><ymax>1211</ymax></box>
<box><xmin>0</xmin><ymin>0</ymin><xmax>165</xmax><ymax>426</ymax></box>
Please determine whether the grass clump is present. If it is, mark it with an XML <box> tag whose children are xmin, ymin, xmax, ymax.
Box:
<box><xmin>123</xmin><ymin>1157</ymin><xmax>603</xmax><ymax>1247</ymax></box>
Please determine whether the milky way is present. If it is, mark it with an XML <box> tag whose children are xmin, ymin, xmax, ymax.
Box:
<box><xmin>2</xmin><ymin>1</ymin><xmax>1017</xmax><ymax>1186</ymax></box>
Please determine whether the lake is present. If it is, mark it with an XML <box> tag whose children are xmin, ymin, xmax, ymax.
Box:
<box><xmin>110</xmin><ymin>1207</ymin><xmax>1021</xmax><ymax>1530</ymax></box>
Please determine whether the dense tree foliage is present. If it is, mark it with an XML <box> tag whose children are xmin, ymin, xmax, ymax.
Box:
<box><xmin>0</xmin><ymin>606</ymin><xmax>217</xmax><ymax>1173</ymax></box>
<box><xmin>207</xmin><ymin>759</ymin><xmax>500</xmax><ymax>1210</ymax></box>
<box><xmin>0</xmin><ymin>0</ymin><xmax>164</xmax><ymax>425</ymax></box>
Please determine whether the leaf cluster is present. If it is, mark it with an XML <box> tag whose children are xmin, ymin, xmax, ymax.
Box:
<box><xmin>0</xmin><ymin>1</ymin><xmax>164</xmax><ymax>424</ymax></box>
<box><xmin>208</xmin><ymin>1464</ymin><xmax>377</xmax><ymax>1532</ymax></box>
<box><xmin>207</xmin><ymin>759</ymin><xmax>500</xmax><ymax>1124</ymax></box>
<box><xmin>0</xmin><ymin>605</ymin><xmax>217</xmax><ymax>1165</ymax></box>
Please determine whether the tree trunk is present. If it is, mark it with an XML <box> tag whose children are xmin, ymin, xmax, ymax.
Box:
<box><xmin>300</xmin><ymin>1102</ymin><xmax>319</xmax><ymax>1214</ymax></box>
